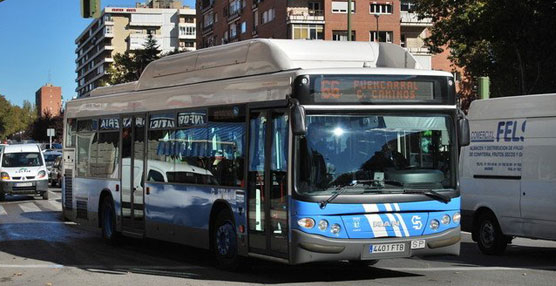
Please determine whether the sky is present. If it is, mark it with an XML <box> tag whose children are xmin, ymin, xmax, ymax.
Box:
<box><xmin>0</xmin><ymin>0</ymin><xmax>195</xmax><ymax>107</ymax></box>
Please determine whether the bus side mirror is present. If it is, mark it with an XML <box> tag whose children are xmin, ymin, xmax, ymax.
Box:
<box><xmin>291</xmin><ymin>102</ymin><xmax>307</xmax><ymax>136</ymax></box>
<box><xmin>458</xmin><ymin>117</ymin><xmax>470</xmax><ymax>147</ymax></box>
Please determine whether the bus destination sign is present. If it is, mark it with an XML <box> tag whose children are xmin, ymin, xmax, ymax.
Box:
<box><xmin>313</xmin><ymin>76</ymin><xmax>434</xmax><ymax>103</ymax></box>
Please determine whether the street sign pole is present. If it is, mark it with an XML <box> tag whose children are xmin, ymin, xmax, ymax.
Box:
<box><xmin>47</xmin><ymin>128</ymin><xmax>55</xmax><ymax>149</ymax></box>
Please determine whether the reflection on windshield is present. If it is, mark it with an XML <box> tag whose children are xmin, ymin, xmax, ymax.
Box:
<box><xmin>297</xmin><ymin>114</ymin><xmax>454</xmax><ymax>195</ymax></box>
<box><xmin>2</xmin><ymin>152</ymin><xmax>44</xmax><ymax>167</ymax></box>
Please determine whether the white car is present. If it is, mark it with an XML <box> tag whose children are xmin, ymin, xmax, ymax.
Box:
<box><xmin>0</xmin><ymin>144</ymin><xmax>49</xmax><ymax>200</ymax></box>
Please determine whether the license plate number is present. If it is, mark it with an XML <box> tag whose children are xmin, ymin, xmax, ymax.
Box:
<box><xmin>369</xmin><ymin>243</ymin><xmax>405</xmax><ymax>254</ymax></box>
<box><xmin>15</xmin><ymin>182</ymin><xmax>33</xmax><ymax>187</ymax></box>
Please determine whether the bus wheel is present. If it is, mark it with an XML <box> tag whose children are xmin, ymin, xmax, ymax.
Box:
<box><xmin>476</xmin><ymin>212</ymin><xmax>507</xmax><ymax>255</ymax></box>
<box><xmin>100</xmin><ymin>196</ymin><xmax>120</xmax><ymax>244</ymax></box>
<box><xmin>213</xmin><ymin>211</ymin><xmax>240</xmax><ymax>270</ymax></box>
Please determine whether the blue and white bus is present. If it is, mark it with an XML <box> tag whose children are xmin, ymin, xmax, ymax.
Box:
<box><xmin>62</xmin><ymin>39</ymin><xmax>469</xmax><ymax>268</ymax></box>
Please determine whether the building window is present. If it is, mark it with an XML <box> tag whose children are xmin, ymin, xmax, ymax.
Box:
<box><xmin>370</xmin><ymin>3</ymin><xmax>393</xmax><ymax>14</ymax></box>
<box><xmin>203</xmin><ymin>12</ymin><xmax>214</xmax><ymax>28</ymax></box>
<box><xmin>370</xmin><ymin>31</ymin><xmax>393</xmax><ymax>43</ymax></box>
<box><xmin>292</xmin><ymin>24</ymin><xmax>324</xmax><ymax>40</ymax></box>
<box><xmin>230</xmin><ymin>24</ymin><xmax>237</xmax><ymax>39</ymax></box>
<box><xmin>262</xmin><ymin>8</ymin><xmax>275</xmax><ymax>24</ymax></box>
<box><xmin>400</xmin><ymin>1</ymin><xmax>416</xmax><ymax>12</ymax></box>
<box><xmin>241</xmin><ymin>22</ymin><xmax>247</xmax><ymax>34</ymax></box>
<box><xmin>331</xmin><ymin>1</ymin><xmax>355</xmax><ymax>13</ymax></box>
<box><xmin>332</xmin><ymin>30</ymin><xmax>356</xmax><ymax>41</ymax></box>
<box><xmin>229</xmin><ymin>0</ymin><xmax>242</xmax><ymax>17</ymax></box>
<box><xmin>253</xmin><ymin>10</ymin><xmax>259</xmax><ymax>28</ymax></box>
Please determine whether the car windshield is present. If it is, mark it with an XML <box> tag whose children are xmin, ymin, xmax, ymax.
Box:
<box><xmin>44</xmin><ymin>154</ymin><xmax>61</xmax><ymax>162</ymax></box>
<box><xmin>296</xmin><ymin>114</ymin><xmax>454</xmax><ymax>195</ymax></box>
<box><xmin>2</xmin><ymin>152</ymin><xmax>44</xmax><ymax>167</ymax></box>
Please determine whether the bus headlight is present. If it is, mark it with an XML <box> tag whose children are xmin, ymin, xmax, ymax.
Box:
<box><xmin>38</xmin><ymin>171</ymin><xmax>47</xmax><ymax>179</ymax></box>
<box><xmin>1</xmin><ymin>172</ymin><xmax>10</xmax><ymax>180</ymax></box>
<box><xmin>430</xmin><ymin>219</ymin><xmax>440</xmax><ymax>230</ymax></box>
<box><xmin>441</xmin><ymin>214</ymin><xmax>451</xmax><ymax>225</ymax></box>
<box><xmin>318</xmin><ymin>220</ymin><xmax>328</xmax><ymax>231</ymax></box>
<box><xmin>330</xmin><ymin>223</ymin><xmax>341</xmax><ymax>235</ymax></box>
<box><xmin>452</xmin><ymin>212</ymin><xmax>461</xmax><ymax>223</ymax></box>
<box><xmin>297</xmin><ymin>218</ymin><xmax>315</xmax><ymax>229</ymax></box>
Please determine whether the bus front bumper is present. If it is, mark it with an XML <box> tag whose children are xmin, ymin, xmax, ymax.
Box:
<box><xmin>290</xmin><ymin>226</ymin><xmax>460</xmax><ymax>264</ymax></box>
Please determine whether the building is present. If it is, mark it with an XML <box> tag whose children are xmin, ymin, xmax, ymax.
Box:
<box><xmin>35</xmin><ymin>84</ymin><xmax>62</xmax><ymax>117</ymax></box>
<box><xmin>197</xmin><ymin>0</ymin><xmax>453</xmax><ymax>73</ymax></box>
<box><xmin>75</xmin><ymin>0</ymin><xmax>197</xmax><ymax>98</ymax></box>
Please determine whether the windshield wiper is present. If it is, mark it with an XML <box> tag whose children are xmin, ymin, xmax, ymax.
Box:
<box><xmin>403</xmin><ymin>189</ymin><xmax>452</xmax><ymax>204</ymax></box>
<box><xmin>319</xmin><ymin>180</ymin><xmax>361</xmax><ymax>209</ymax></box>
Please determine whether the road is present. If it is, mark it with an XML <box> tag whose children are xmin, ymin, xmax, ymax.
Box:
<box><xmin>1</xmin><ymin>188</ymin><xmax>555</xmax><ymax>286</ymax></box>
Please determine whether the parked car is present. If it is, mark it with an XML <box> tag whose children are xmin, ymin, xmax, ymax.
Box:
<box><xmin>49</xmin><ymin>155</ymin><xmax>63</xmax><ymax>187</ymax></box>
<box><xmin>43</xmin><ymin>150</ymin><xmax>62</xmax><ymax>186</ymax></box>
<box><xmin>0</xmin><ymin>144</ymin><xmax>49</xmax><ymax>200</ymax></box>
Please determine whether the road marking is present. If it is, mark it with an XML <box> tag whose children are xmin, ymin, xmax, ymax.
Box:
<box><xmin>380</xmin><ymin>266</ymin><xmax>556</xmax><ymax>272</ymax></box>
<box><xmin>19</xmin><ymin>202</ymin><xmax>42</xmax><ymax>213</ymax></box>
<box><xmin>46</xmin><ymin>200</ymin><xmax>62</xmax><ymax>211</ymax></box>
<box><xmin>0</xmin><ymin>205</ymin><xmax>6</xmax><ymax>215</ymax></box>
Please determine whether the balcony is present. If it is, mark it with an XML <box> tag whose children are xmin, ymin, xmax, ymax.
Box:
<box><xmin>129</xmin><ymin>34</ymin><xmax>163</xmax><ymax>50</ymax></box>
<box><xmin>287</xmin><ymin>9</ymin><xmax>324</xmax><ymax>24</ymax></box>
<box><xmin>400</xmin><ymin>11</ymin><xmax>432</xmax><ymax>27</ymax></box>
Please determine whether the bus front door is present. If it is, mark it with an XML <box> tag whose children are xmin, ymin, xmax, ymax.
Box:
<box><xmin>121</xmin><ymin>115</ymin><xmax>146</xmax><ymax>235</ymax></box>
<box><xmin>248</xmin><ymin>110</ymin><xmax>289</xmax><ymax>259</ymax></box>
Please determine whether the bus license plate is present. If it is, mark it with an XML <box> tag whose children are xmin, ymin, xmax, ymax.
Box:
<box><xmin>15</xmin><ymin>182</ymin><xmax>33</xmax><ymax>187</ymax></box>
<box><xmin>369</xmin><ymin>243</ymin><xmax>405</xmax><ymax>254</ymax></box>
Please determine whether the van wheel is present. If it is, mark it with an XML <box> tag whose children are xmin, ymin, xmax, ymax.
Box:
<box><xmin>100</xmin><ymin>196</ymin><xmax>120</xmax><ymax>244</ymax></box>
<box><xmin>42</xmin><ymin>191</ymin><xmax>49</xmax><ymax>200</ymax></box>
<box><xmin>213</xmin><ymin>211</ymin><xmax>240</xmax><ymax>271</ymax></box>
<box><xmin>0</xmin><ymin>191</ymin><xmax>5</xmax><ymax>201</ymax></box>
<box><xmin>476</xmin><ymin>212</ymin><xmax>508</xmax><ymax>255</ymax></box>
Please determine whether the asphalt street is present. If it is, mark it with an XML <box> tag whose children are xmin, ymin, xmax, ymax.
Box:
<box><xmin>0</xmin><ymin>188</ymin><xmax>555</xmax><ymax>286</ymax></box>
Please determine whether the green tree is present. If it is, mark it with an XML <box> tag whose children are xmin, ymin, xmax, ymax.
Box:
<box><xmin>413</xmin><ymin>0</ymin><xmax>556</xmax><ymax>99</ymax></box>
<box><xmin>106</xmin><ymin>32</ymin><xmax>162</xmax><ymax>85</ymax></box>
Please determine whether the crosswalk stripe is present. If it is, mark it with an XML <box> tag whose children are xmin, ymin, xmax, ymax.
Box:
<box><xmin>0</xmin><ymin>205</ymin><xmax>6</xmax><ymax>215</ymax></box>
<box><xmin>19</xmin><ymin>202</ymin><xmax>42</xmax><ymax>213</ymax></box>
<box><xmin>47</xmin><ymin>200</ymin><xmax>62</xmax><ymax>211</ymax></box>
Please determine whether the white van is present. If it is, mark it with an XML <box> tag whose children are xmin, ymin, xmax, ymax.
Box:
<box><xmin>0</xmin><ymin>144</ymin><xmax>49</xmax><ymax>200</ymax></box>
<box><xmin>459</xmin><ymin>93</ymin><xmax>556</xmax><ymax>254</ymax></box>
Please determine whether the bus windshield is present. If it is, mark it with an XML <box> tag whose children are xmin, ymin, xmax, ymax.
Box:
<box><xmin>297</xmin><ymin>114</ymin><xmax>454</xmax><ymax>195</ymax></box>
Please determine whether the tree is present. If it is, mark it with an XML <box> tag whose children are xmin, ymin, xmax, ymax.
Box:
<box><xmin>0</xmin><ymin>95</ymin><xmax>36</xmax><ymax>140</ymax></box>
<box><xmin>413</xmin><ymin>0</ymin><xmax>556</xmax><ymax>99</ymax></box>
<box><xmin>30</xmin><ymin>111</ymin><xmax>64</xmax><ymax>143</ymax></box>
<box><xmin>106</xmin><ymin>32</ymin><xmax>162</xmax><ymax>85</ymax></box>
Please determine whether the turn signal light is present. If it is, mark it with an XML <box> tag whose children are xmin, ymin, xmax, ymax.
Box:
<box><xmin>297</xmin><ymin>218</ymin><xmax>315</xmax><ymax>229</ymax></box>
<box><xmin>1</xmin><ymin>172</ymin><xmax>10</xmax><ymax>180</ymax></box>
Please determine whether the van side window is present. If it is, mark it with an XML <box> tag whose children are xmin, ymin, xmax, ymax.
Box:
<box><xmin>147</xmin><ymin>170</ymin><xmax>164</xmax><ymax>182</ymax></box>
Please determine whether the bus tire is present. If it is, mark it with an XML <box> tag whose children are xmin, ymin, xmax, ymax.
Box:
<box><xmin>213</xmin><ymin>210</ymin><xmax>240</xmax><ymax>271</ymax></box>
<box><xmin>476</xmin><ymin>212</ymin><xmax>508</xmax><ymax>255</ymax></box>
<box><xmin>100</xmin><ymin>196</ymin><xmax>120</xmax><ymax>244</ymax></box>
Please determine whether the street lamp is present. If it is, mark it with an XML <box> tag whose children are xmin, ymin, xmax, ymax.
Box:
<box><xmin>374</xmin><ymin>14</ymin><xmax>380</xmax><ymax>42</ymax></box>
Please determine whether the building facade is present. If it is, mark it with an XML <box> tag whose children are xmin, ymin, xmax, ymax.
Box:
<box><xmin>35</xmin><ymin>84</ymin><xmax>62</xmax><ymax>117</ymax></box>
<box><xmin>197</xmin><ymin>0</ymin><xmax>453</xmax><ymax>73</ymax></box>
<box><xmin>75</xmin><ymin>0</ymin><xmax>197</xmax><ymax>98</ymax></box>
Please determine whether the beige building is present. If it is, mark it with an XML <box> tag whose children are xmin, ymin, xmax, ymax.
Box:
<box><xmin>75</xmin><ymin>0</ymin><xmax>196</xmax><ymax>98</ymax></box>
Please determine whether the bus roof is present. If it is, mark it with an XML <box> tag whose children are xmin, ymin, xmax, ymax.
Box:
<box><xmin>91</xmin><ymin>39</ymin><xmax>423</xmax><ymax>97</ymax></box>
<box><xmin>468</xmin><ymin>93</ymin><xmax>556</xmax><ymax>120</ymax></box>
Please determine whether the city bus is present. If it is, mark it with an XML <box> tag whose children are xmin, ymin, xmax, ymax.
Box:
<box><xmin>61</xmin><ymin>39</ymin><xmax>469</xmax><ymax>269</ymax></box>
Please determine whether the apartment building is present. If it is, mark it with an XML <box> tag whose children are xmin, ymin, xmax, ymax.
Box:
<box><xmin>75</xmin><ymin>0</ymin><xmax>197</xmax><ymax>98</ymax></box>
<box><xmin>197</xmin><ymin>0</ymin><xmax>452</xmax><ymax>72</ymax></box>
<box><xmin>35</xmin><ymin>83</ymin><xmax>62</xmax><ymax>117</ymax></box>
